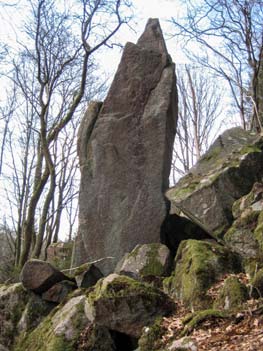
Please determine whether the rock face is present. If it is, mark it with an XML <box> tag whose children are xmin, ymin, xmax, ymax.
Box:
<box><xmin>224</xmin><ymin>183</ymin><xmax>263</xmax><ymax>259</ymax></box>
<box><xmin>167</xmin><ymin>128</ymin><xmax>263</xmax><ymax>238</ymax></box>
<box><xmin>116</xmin><ymin>243</ymin><xmax>172</xmax><ymax>280</ymax></box>
<box><xmin>163</xmin><ymin>240</ymin><xmax>241</xmax><ymax>309</ymax></box>
<box><xmin>85</xmin><ymin>273</ymin><xmax>175</xmax><ymax>338</ymax></box>
<box><xmin>76</xmin><ymin>18</ymin><xmax>178</xmax><ymax>274</ymax></box>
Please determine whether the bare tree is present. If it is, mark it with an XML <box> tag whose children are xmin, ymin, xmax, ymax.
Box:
<box><xmin>170</xmin><ymin>0</ymin><xmax>263</xmax><ymax>131</ymax></box>
<box><xmin>0</xmin><ymin>0</ymin><xmax>132</xmax><ymax>269</ymax></box>
<box><xmin>171</xmin><ymin>65</ymin><xmax>223</xmax><ymax>183</ymax></box>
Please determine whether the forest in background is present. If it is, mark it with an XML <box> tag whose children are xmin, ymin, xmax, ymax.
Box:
<box><xmin>0</xmin><ymin>0</ymin><xmax>262</xmax><ymax>278</ymax></box>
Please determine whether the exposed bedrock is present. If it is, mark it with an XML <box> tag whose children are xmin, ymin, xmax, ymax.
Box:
<box><xmin>75</xmin><ymin>18</ymin><xmax>178</xmax><ymax>274</ymax></box>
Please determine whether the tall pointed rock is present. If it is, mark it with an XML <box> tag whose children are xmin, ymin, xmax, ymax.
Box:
<box><xmin>75</xmin><ymin>19</ymin><xmax>178</xmax><ymax>274</ymax></box>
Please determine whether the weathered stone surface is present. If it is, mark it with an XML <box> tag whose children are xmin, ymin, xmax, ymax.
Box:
<box><xmin>232</xmin><ymin>182</ymin><xmax>263</xmax><ymax>219</ymax></box>
<box><xmin>0</xmin><ymin>283</ymin><xmax>29</xmax><ymax>348</ymax></box>
<box><xmin>163</xmin><ymin>240</ymin><xmax>241</xmax><ymax>309</ymax></box>
<box><xmin>76</xmin><ymin>18</ymin><xmax>177</xmax><ymax>274</ymax></box>
<box><xmin>213</xmin><ymin>276</ymin><xmax>249</xmax><ymax>310</ymax></box>
<box><xmin>17</xmin><ymin>293</ymin><xmax>54</xmax><ymax>333</ymax></box>
<box><xmin>251</xmin><ymin>268</ymin><xmax>263</xmax><ymax>298</ymax></box>
<box><xmin>20</xmin><ymin>259</ymin><xmax>73</xmax><ymax>294</ymax></box>
<box><xmin>73</xmin><ymin>263</ymin><xmax>103</xmax><ymax>289</ymax></box>
<box><xmin>166</xmin><ymin>128</ymin><xmax>263</xmax><ymax>238</ymax></box>
<box><xmin>161</xmin><ymin>213</ymin><xmax>211</xmax><ymax>255</ymax></box>
<box><xmin>14</xmin><ymin>294</ymin><xmax>90</xmax><ymax>351</ymax></box>
<box><xmin>116</xmin><ymin>243</ymin><xmax>172</xmax><ymax>280</ymax></box>
<box><xmin>41</xmin><ymin>280</ymin><xmax>76</xmax><ymax>303</ymax></box>
<box><xmin>85</xmin><ymin>273</ymin><xmax>175</xmax><ymax>338</ymax></box>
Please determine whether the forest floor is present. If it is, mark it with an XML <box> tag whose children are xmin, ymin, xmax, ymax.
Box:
<box><xmin>160</xmin><ymin>274</ymin><xmax>263</xmax><ymax>350</ymax></box>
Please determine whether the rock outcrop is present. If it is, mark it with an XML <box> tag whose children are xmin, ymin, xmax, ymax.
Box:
<box><xmin>76</xmin><ymin>18</ymin><xmax>178</xmax><ymax>274</ymax></box>
<box><xmin>167</xmin><ymin>128</ymin><xmax>263</xmax><ymax>238</ymax></box>
<box><xmin>85</xmin><ymin>273</ymin><xmax>175</xmax><ymax>338</ymax></box>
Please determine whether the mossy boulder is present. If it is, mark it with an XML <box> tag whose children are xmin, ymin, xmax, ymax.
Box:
<box><xmin>115</xmin><ymin>243</ymin><xmax>172</xmax><ymax>281</ymax></box>
<box><xmin>213</xmin><ymin>276</ymin><xmax>249</xmax><ymax>310</ymax></box>
<box><xmin>0</xmin><ymin>283</ymin><xmax>29</xmax><ymax>348</ymax></box>
<box><xmin>14</xmin><ymin>294</ymin><xmax>90</xmax><ymax>351</ymax></box>
<box><xmin>250</xmin><ymin>268</ymin><xmax>263</xmax><ymax>298</ymax></box>
<box><xmin>224</xmin><ymin>208</ymin><xmax>263</xmax><ymax>259</ymax></box>
<box><xmin>138</xmin><ymin>318</ymin><xmax>165</xmax><ymax>351</ymax></box>
<box><xmin>163</xmin><ymin>240</ymin><xmax>241</xmax><ymax>310</ymax></box>
<box><xmin>85</xmin><ymin>273</ymin><xmax>175</xmax><ymax>338</ymax></box>
<box><xmin>166</xmin><ymin>128</ymin><xmax>263</xmax><ymax>238</ymax></box>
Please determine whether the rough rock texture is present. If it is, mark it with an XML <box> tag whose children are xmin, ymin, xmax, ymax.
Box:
<box><xmin>14</xmin><ymin>294</ymin><xmax>90</xmax><ymax>351</ymax></box>
<box><xmin>20</xmin><ymin>259</ymin><xmax>73</xmax><ymax>294</ymax></box>
<box><xmin>0</xmin><ymin>283</ymin><xmax>29</xmax><ymax>348</ymax></box>
<box><xmin>85</xmin><ymin>273</ymin><xmax>175</xmax><ymax>338</ymax></box>
<box><xmin>73</xmin><ymin>263</ymin><xmax>103</xmax><ymax>289</ymax></box>
<box><xmin>224</xmin><ymin>184</ymin><xmax>263</xmax><ymax>260</ymax></box>
<box><xmin>166</xmin><ymin>128</ymin><xmax>263</xmax><ymax>238</ymax></box>
<box><xmin>115</xmin><ymin>243</ymin><xmax>172</xmax><ymax>280</ymax></box>
<box><xmin>41</xmin><ymin>280</ymin><xmax>76</xmax><ymax>303</ymax></box>
<box><xmin>163</xmin><ymin>240</ymin><xmax>241</xmax><ymax>309</ymax></box>
<box><xmin>213</xmin><ymin>276</ymin><xmax>249</xmax><ymax>310</ymax></box>
<box><xmin>76</xmin><ymin>18</ymin><xmax>177</xmax><ymax>274</ymax></box>
<box><xmin>232</xmin><ymin>182</ymin><xmax>263</xmax><ymax>219</ymax></box>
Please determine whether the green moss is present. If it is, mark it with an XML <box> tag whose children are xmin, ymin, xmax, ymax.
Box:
<box><xmin>180</xmin><ymin>309</ymin><xmax>228</xmax><ymax>336</ymax></box>
<box><xmin>165</xmin><ymin>240</ymin><xmax>240</xmax><ymax>309</ymax></box>
<box><xmin>214</xmin><ymin>276</ymin><xmax>248</xmax><ymax>310</ymax></box>
<box><xmin>240</xmin><ymin>144</ymin><xmax>262</xmax><ymax>155</ymax></box>
<box><xmin>200</xmin><ymin>146</ymin><xmax>222</xmax><ymax>162</ymax></box>
<box><xmin>254</xmin><ymin>212</ymin><xmax>263</xmax><ymax>251</ymax></box>
<box><xmin>138</xmin><ymin>317</ymin><xmax>165</xmax><ymax>351</ymax></box>
<box><xmin>251</xmin><ymin>268</ymin><xmax>263</xmax><ymax>297</ymax></box>
<box><xmin>71</xmin><ymin>262</ymin><xmax>92</xmax><ymax>277</ymax></box>
<box><xmin>140</xmin><ymin>244</ymin><xmax>165</xmax><ymax>277</ymax></box>
<box><xmin>14</xmin><ymin>295</ymin><xmax>86</xmax><ymax>351</ymax></box>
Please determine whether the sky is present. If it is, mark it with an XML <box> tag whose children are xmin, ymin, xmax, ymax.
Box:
<box><xmin>0</xmin><ymin>0</ymin><xmax>231</xmax><ymax>240</ymax></box>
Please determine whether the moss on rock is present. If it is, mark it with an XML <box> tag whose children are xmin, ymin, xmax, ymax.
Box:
<box><xmin>14</xmin><ymin>295</ymin><xmax>89</xmax><ymax>351</ymax></box>
<box><xmin>85</xmin><ymin>274</ymin><xmax>175</xmax><ymax>338</ymax></box>
<box><xmin>250</xmin><ymin>268</ymin><xmax>263</xmax><ymax>298</ymax></box>
<box><xmin>213</xmin><ymin>276</ymin><xmax>249</xmax><ymax>310</ymax></box>
<box><xmin>138</xmin><ymin>318</ymin><xmax>165</xmax><ymax>351</ymax></box>
<box><xmin>164</xmin><ymin>240</ymin><xmax>241</xmax><ymax>310</ymax></box>
<box><xmin>224</xmin><ymin>209</ymin><xmax>263</xmax><ymax>259</ymax></box>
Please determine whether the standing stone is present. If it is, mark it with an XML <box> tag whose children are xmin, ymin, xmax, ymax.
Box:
<box><xmin>76</xmin><ymin>18</ymin><xmax>178</xmax><ymax>274</ymax></box>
